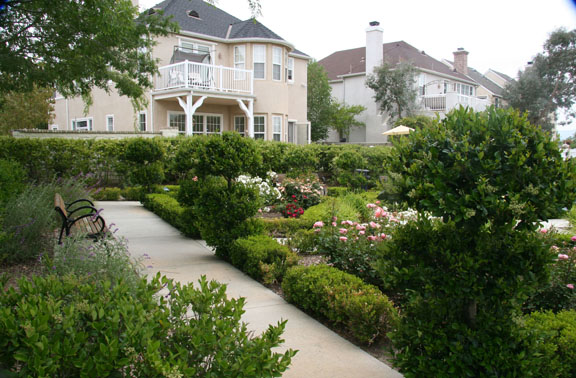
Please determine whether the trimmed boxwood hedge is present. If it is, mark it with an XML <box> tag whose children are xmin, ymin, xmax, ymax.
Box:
<box><xmin>229</xmin><ymin>235</ymin><xmax>298</xmax><ymax>285</ymax></box>
<box><xmin>142</xmin><ymin>193</ymin><xmax>200</xmax><ymax>238</ymax></box>
<box><xmin>282</xmin><ymin>264</ymin><xmax>398</xmax><ymax>344</ymax></box>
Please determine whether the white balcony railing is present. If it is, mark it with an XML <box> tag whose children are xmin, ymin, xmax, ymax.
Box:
<box><xmin>155</xmin><ymin>61</ymin><xmax>253</xmax><ymax>95</ymax></box>
<box><xmin>419</xmin><ymin>93</ymin><xmax>490</xmax><ymax>113</ymax></box>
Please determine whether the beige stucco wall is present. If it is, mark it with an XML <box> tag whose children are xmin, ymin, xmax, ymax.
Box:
<box><xmin>51</xmin><ymin>31</ymin><xmax>309</xmax><ymax>142</ymax></box>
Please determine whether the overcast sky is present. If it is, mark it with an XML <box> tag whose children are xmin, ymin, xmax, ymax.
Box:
<box><xmin>140</xmin><ymin>0</ymin><xmax>576</xmax><ymax>128</ymax></box>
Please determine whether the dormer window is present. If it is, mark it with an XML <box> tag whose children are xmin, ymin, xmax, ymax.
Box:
<box><xmin>188</xmin><ymin>10</ymin><xmax>200</xmax><ymax>19</ymax></box>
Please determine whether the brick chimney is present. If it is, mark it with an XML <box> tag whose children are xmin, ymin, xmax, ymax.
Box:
<box><xmin>453</xmin><ymin>48</ymin><xmax>469</xmax><ymax>75</ymax></box>
<box><xmin>366</xmin><ymin>21</ymin><xmax>383</xmax><ymax>76</ymax></box>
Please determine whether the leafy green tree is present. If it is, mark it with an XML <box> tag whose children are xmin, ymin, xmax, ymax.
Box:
<box><xmin>365</xmin><ymin>61</ymin><xmax>419</xmax><ymax>122</ymax></box>
<box><xmin>0</xmin><ymin>86</ymin><xmax>54</xmax><ymax>134</ymax></box>
<box><xmin>504</xmin><ymin>28</ymin><xmax>576</xmax><ymax>131</ymax></box>
<box><xmin>329</xmin><ymin>101</ymin><xmax>366</xmax><ymax>141</ymax></box>
<box><xmin>394</xmin><ymin>115</ymin><xmax>435</xmax><ymax>130</ymax></box>
<box><xmin>0</xmin><ymin>0</ymin><xmax>177</xmax><ymax>107</ymax></box>
<box><xmin>307</xmin><ymin>61</ymin><xmax>334</xmax><ymax>141</ymax></box>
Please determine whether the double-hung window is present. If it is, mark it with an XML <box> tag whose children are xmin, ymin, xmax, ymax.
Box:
<box><xmin>254</xmin><ymin>115</ymin><xmax>266</xmax><ymax>139</ymax></box>
<box><xmin>272</xmin><ymin>115</ymin><xmax>282</xmax><ymax>141</ymax></box>
<box><xmin>253</xmin><ymin>45</ymin><xmax>266</xmax><ymax>79</ymax></box>
<box><xmin>234</xmin><ymin>116</ymin><xmax>246</xmax><ymax>136</ymax></box>
<box><xmin>234</xmin><ymin>45</ymin><xmax>246</xmax><ymax>80</ymax></box>
<box><xmin>169</xmin><ymin>112</ymin><xmax>186</xmax><ymax>134</ymax></box>
<box><xmin>138</xmin><ymin>112</ymin><xmax>147</xmax><ymax>132</ymax></box>
<box><xmin>286</xmin><ymin>57</ymin><xmax>294</xmax><ymax>83</ymax></box>
<box><xmin>106</xmin><ymin>115</ymin><xmax>114</xmax><ymax>131</ymax></box>
<box><xmin>272</xmin><ymin>47</ymin><xmax>282</xmax><ymax>81</ymax></box>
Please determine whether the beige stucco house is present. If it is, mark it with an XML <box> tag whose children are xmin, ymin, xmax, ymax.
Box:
<box><xmin>51</xmin><ymin>0</ymin><xmax>311</xmax><ymax>144</ymax></box>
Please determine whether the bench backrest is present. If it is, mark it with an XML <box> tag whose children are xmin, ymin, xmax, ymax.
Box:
<box><xmin>54</xmin><ymin>193</ymin><xmax>68</xmax><ymax>218</ymax></box>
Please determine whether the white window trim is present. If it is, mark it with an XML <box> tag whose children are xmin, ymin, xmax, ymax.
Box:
<box><xmin>253</xmin><ymin>45</ymin><xmax>266</xmax><ymax>80</ymax></box>
<box><xmin>234</xmin><ymin>45</ymin><xmax>246</xmax><ymax>81</ymax></box>
<box><xmin>50</xmin><ymin>124</ymin><xmax>58</xmax><ymax>130</ymax></box>
<box><xmin>71</xmin><ymin>117</ymin><xmax>93</xmax><ymax>131</ymax></box>
<box><xmin>178</xmin><ymin>37</ymin><xmax>216</xmax><ymax>63</ymax></box>
<box><xmin>234</xmin><ymin>115</ymin><xmax>246</xmax><ymax>136</ymax></box>
<box><xmin>286</xmin><ymin>57</ymin><xmax>294</xmax><ymax>83</ymax></box>
<box><xmin>254</xmin><ymin>115</ymin><xmax>266</xmax><ymax>140</ymax></box>
<box><xmin>272</xmin><ymin>46</ymin><xmax>282</xmax><ymax>81</ymax></box>
<box><xmin>204</xmin><ymin>114</ymin><xmax>223</xmax><ymax>135</ymax></box>
<box><xmin>168</xmin><ymin>111</ymin><xmax>186</xmax><ymax>134</ymax></box>
<box><xmin>106</xmin><ymin>114</ymin><xmax>114</xmax><ymax>132</ymax></box>
<box><xmin>138</xmin><ymin>111</ymin><xmax>147</xmax><ymax>132</ymax></box>
<box><xmin>272</xmin><ymin>115</ymin><xmax>282</xmax><ymax>141</ymax></box>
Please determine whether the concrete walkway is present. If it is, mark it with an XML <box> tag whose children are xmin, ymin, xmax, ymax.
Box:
<box><xmin>98</xmin><ymin>201</ymin><xmax>403</xmax><ymax>378</ymax></box>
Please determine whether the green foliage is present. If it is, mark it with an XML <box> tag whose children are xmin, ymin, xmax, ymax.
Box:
<box><xmin>122</xmin><ymin>138</ymin><xmax>165</xmax><ymax>190</ymax></box>
<box><xmin>259</xmin><ymin>217</ymin><xmax>314</xmax><ymax>237</ymax></box>
<box><xmin>523</xmin><ymin>233</ymin><xmax>576</xmax><ymax>313</ymax></box>
<box><xmin>282</xmin><ymin>146</ymin><xmax>319</xmax><ymax>177</ymax></box>
<box><xmin>92</xmin><ymin>187</ymin><xmax>122</xmax><ymax>201</ymax></box>
<box><xmin>301</xmin><ymin>197</ymin><xmax>361</xmax><ymax>224</ymax></box>
<box><xmin>332</xmin><ymin>150</ymin><xmax>369</xmax><ymax>189</ymax></box>
<box><xmin>328</xmin><ymin>101</ymin><xmax>366</xmax><ymax>140</ymax></box>
<box><xmin>278</xmin><ymin>176</ymin><xmax>323</xmax><ymax>210</ymax></box>
<box><xmin>394</xmin><ymin>115</ymin><xmax>436</xmax><ymax>130</ymax></box>
<box><xmin>389</xmin><ymin>107</ymin><xmax>576</xmax><ymax>230</ymax></box>
<box><xmin>0</xmin><ymin>159</ymin><xmax>26</xmax><ymax>205</ymax></box>
<box><xmin>326</xmin><ymin>186</ymin><xmax>349</xmax><ymax>197</ymax></box>
<box><xmin>285</xmin><ymin>228</ymin><xmax>317</xmax><ymax>255</ymax></box>
<box><xmin>0</xmin><ymin>0</ymin><xmax>177</xmax><ymax>107</ymax></box>
<box><xmin>0</xmin><ymin>273</ymin><xmax>295</xmax><ymax>377</ymax></box>
<box><xmin>307</xmin><ymin>60</ymin><xmax>334</xmax><ymax>141</ymax></box>
<box><xmin>0</xmin><ymin>86</ymin><xmax>54</xmax><ymax>135</ymax></box>
<box><xmin>191</xmin><ymin>133</ymin><xmax>263</xmax><ymax>184</ymax></box>
<box><xmin>366</xmin><ymin>61</ymin><xmax>418</xmax><ymax>121</ymax></box>
<box><xmin>142</xmin><ymin>193</ymin><xmax>200</xmax><ymax>238</ymax></box>
<box><xmin>377</xmin><ymin>218</ymin><xmax>551</xmax><ymax>376</ymax></box>
<box><xmin>230</xmin><ymin>235</ymin><xmax>298</xmax><ymax>285</ymax></box>
<box><xmin>523</xmin><ymin>310</ymin><xmax>576</xmax><ymax>378</ymax></box>
<box><xmin>282</xmin><ymin>265</ymin><xmax>398</xmax><ymax>344</ymax></box>
<box><xmin>504</xmin><ymin>28</ymin><xmax>576</xmax><ymax>130</ymax></box>
<box><xmin>0</xmin><ymin>176</ymin><xmax>93</xmax><ymax>264</ymax></box>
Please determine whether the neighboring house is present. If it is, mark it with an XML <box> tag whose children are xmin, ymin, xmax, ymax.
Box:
<box><xmin>51</xmin><ymin>0</ymin><xmax>311</xmax><ymax>144</ymax></box>
<box><xmin>318</xmin><ymin>22</ymin><xmax>490</xmax><ymax>144</ymax></box>
<box><xmin>443</xmin><ymin>56</ymin><xmax>511</xmax><ymax>109</ymax></box>
<box><xmin>484</xmin><ymin>69</ymin><xmax>513</xmax><ymax>90</ymax></box>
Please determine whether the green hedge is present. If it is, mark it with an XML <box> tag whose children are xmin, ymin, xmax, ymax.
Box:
<box><xmin>230</xmin><ymin>235</ymin><xmax>298</xmax><ymax>285</ymax></box>
<box><xmin>282</xmin><ymin>265</ymin><xmax>398</xmax><ymax>344</ymax></box>
<box><xmin>523</xmin><ymin>310</ymin><xmax>576</xmax><ymax>377</ymax></box>
<box><xmin>142</xmin><ymin>193</ymin><xmax>200</xmax><ymax>238</ymax></box>
<box><xmin>258</xmin><ymin>217</ymin><xmax>314</xmax><ymax>237</ymax></box>
<box><xmin>0</xmin><ymin>274</ymin><xmax>295</xmax><ymax>377</ymax></box>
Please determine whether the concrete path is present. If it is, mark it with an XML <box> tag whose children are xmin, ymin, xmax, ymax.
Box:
<box><xmin>98</xmin><ymin>201</ymin><xmax>403</xmax><ymax>378</ymax></box>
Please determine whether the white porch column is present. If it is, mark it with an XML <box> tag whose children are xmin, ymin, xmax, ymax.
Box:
<box><xmin>177</xmin><ymin>95</ymin><xmax>207</xmax><ymax>136</ymax></box>
<box><xmin>236</xmin><ymin>99</ymin><xmax>254</xmax><ymax>138</ymax></box>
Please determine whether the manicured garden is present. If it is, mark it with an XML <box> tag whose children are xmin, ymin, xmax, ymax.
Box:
<box><xmin>2</xmin><ymin>107</ymin><xmax>576</xmax><ymax>376</ymax></box>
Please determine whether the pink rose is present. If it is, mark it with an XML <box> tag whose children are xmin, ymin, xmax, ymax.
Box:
<box><xmin>567</xmin><ymin>284</ymin><xmax>574</xmax><ymax>290</ymax></box>
<box><xmin>356</xmin><ymin>224</ymin><xmax>366</xmax><ymax>231</ymax></box>
<box><xmin>366</xmin><ymin>203</ymin><xmax>377</xmax><ymax>209</ymax></box>
<box><xmin>572</xmin><ymin>236</ymin><xmax>576</xmax><ymax>241</ymax></box>
<box><xmin>367</xmin><ymin>235</ymin><xmax>377</xmax><ymax>241</ymax></box>
<box><xmin>540</xmin><ymin>228</ymin><xmax>548</xmax><ymax>234</ymax></box>
<box><xmin>313</xmin><ymin>221</ymin><xmax>324</xmax><ymax>228</ymax></box>
<box><xmin>375</xmin><ymin>200</ymin><xmax>381</xmax><ymax>204</ymax></box>
<box><xmin>192</xmin><ymin>176</ymin><xmax>198</xmax><ymax>182</ymax></box>
<box><xmin>558</xmin><ymin>254</ymin><xmax>570</xmax><ymax>260</ymax></box>
<box><xmin>339</xmin><ymin>228</ymin><xmax>348</xmax><ymax>234</ymax></box>
<box><xmin>332</xmin><ymin>222</ymin><xmax>337</xmax><ymax>227</ymax></box>
<box><xmin>369</xmin><ymin>221</ymin><xmax>381</xmax><ymax>229</ymax></box>
<box><xmin>359</xmin><ymin>230</ymin><xmax>365</xmax><ymax>235</ymax></box>
<box><xmin>380</xmin><ymin>233</ymin><xmax>388</xmax><ymax>240</ymax></box>
<box><xmin>374</xmin><ymin>207</ymin><xmax>384</xmax><ymax>218</ymax></box>
<box><xmin>341</xmin><ymin>220</ymin><xmax>353</xmax><ymax>226</ymax></box>
<box><xmin>339</xmin><ymin>236</ymin><xmax>348</xmax><ymax>242</ymax></box>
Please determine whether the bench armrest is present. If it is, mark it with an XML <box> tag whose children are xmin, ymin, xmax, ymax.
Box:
<box><xmin>68</xmin><ymin>205</ymin><xmax>100</xmax><ymax>218</ymax></box>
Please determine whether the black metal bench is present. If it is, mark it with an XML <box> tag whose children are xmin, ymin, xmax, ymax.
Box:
<box><xmin>54</xmin><ymin>193</ymin><xmax>108</xmax><ymax>244</ymax></box>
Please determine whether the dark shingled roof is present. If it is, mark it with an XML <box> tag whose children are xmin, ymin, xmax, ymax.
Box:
<box><xmin>148</xmin><ymin>0</ymin><xmax>300</xmax><ymax>52</ymax></box>
<box><xmin>466</xmin><ymin>67</ymin><xmax>505</xmax><ymax>96</ymax></box>
<box><xmin>319</xmin><ymin>41</ymin><xmax>473</xmax><ymax>83</ymax></box>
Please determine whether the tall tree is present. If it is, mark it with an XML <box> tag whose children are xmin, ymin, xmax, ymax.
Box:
<box><xmin>365</xmin><ymin>61</ymin><xmax>419</xmax><ymax>122</ymax></box>
<box><xmin>328</xmin><ymin>101</ymin><xmax>366</xmax><ymax>141</ymax></box>
<box><xmin>307</xmin><ymin>61</ymin><xmax>333</xmax><ymax>141</ymax></box>
<box><xmin>0</xmin><ymin>0</ymin><xmax>178</xmax><ymax>108</ymax></box>
<box><xmin>504</xmin><ymin>28</ymin><xmax>576</xmax><ymax>131</ymax></box>
<box><xmin>0</xmin><ymin>87</ymin><xmax>54</xmax><ymax>135</ymax></box>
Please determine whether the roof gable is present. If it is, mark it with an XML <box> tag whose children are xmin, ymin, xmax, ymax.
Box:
<box><xmin>319</xmin><ymin>41</ymin><xmax>473</xmax><ymax>83</ymax></box>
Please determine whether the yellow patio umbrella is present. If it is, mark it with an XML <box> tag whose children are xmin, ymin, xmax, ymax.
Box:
<box><xmin>382</xmin><ymin>125</ymin><xmax>414</xmax><ymax>136</ymax></box>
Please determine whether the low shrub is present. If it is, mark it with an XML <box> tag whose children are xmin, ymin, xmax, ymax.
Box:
<box><xmin>120</xmin><ymin>186</ymin><xmax>145</xmax><ymax>201</ymax></box>
<box><xmin>142</xmin><ymin>193</ymin><xmax>200</xmax><ymax>238</ymax></box>
<box><xmin>326</xmin><ymin>186</ymin><xmax>349</xmax><ymax>197</ymax></box>
<box><xmin>523</xmin><ymin>310</ymin><xmax>576</xmax><ymax>377</ymax></box>
<box><xmin>0</xmin><ymin>159</ymin><xmax>26</xmax><ymax>206</ymax></box>
<box><xmin>282</xmin><ymin>265</ymin><xmax>398</xmax><ymax>344</ymax></box>
<box><xmin>259</xmin><ymin>217</ymin><xmax>314</xmax><ymax>237</ymax></box>
<box><xmin>0</xmin><ymin>274</ymin><xmax>296</xmax><ymax>377</ymax></box>
<box><xmin>92</xmin><ymin>187</ymin><xmax>122</xmax><ymax>201</ymax></box>
<box><xmin>301</xmin><ymin>197</ymin><xmax>361</xmax><ymax>224</ymax></box>
<box><xmin>285</xmin><ymin>228</ymin><xmax>317</xmax><ymax>255</ymax></box>
<box><xmin>230</xmin><ymin>235</ymin><xmax>298</xmax><ymax>285</ymax></box>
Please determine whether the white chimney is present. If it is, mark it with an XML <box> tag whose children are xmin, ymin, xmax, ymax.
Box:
<box><xmin>366</xmin><ymin>21</ymin><xmax>383</xmax><ymax>76</ymax></box>
<box><xmin>453</xmin><ymin>48</ymin><xmax>469</xmax><ymax>75</ymax></box>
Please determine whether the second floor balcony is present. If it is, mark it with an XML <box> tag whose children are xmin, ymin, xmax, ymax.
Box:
<box><xmin>420</xmin><ymin>93</ymin><xmax>490</xmax><ymax>114</ymax></box>
<box><xmin>155</xmin><ymin>61</ymin><xmax>254</xmax><ymax>95</ymax></box>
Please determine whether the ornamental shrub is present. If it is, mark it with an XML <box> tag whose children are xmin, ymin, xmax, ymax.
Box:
<box><xmin>0</xmin><ymin>274</ymin><xmax>296</xmax><ymax>377</ymax></box>
<box><xmin>259</xmin><ymin>217</ymin><xmax>314</xmax><ymax>237</ymax></box>
<box><xmin>378</xmin><ymin>107</ymin><xmax>575</xmax><ymax>376</ymax></box>
<box><xmin>282</xmin><ymin>265</ymin><xmax>398</xmax><ymax>344</ymax></box>
<box><xmin>523</xmin><ymin>310</ymin><xmax>576</xmax><ymax>378</ymax></box>
<box><xmin>142</xmin><ymin>193</ymin><xmax>200</xmax><ymax>238</ymax></box>
<box><xmin>0</xmin><ymin>159</ymin><xmax>26</xmax><ymax>206</ymax></box>
<box><xmin>332</xmin><ymin>149</ymin><xmax>369</xmax><ymax>189</ymax></box>
<box><xmin>92</xmin><ymin>187</ymin><xmax>122</xmax><ymax>201</ymax></box>
<box><xmin>301</xmin><ymin>197</ymin><xmax>361</xmax><ymax>224</ymax></box>
<box><xmin>230</xmin><ymin>235</ymin><xmax>298</xmax><ymax>285</ymax></box>
<box><xmin>122</xmin><ymin>138</ymin><xmax>165</xmax><ymax>190</ymax></box>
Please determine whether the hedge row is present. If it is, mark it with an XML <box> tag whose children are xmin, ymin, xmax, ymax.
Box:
<box><xmin>141</xmin><ymin>194</ymin><xmax>200</xmax><ymax>238</ymax></box>
<box><xmin>0</xmin><ymin>136</ymin><xmax>393</xmax><ymax>187</ymax></box>
<box><xmin>282</xmin><ymin>265</ymin><xmax>398</xmax><ymax>344</ymax></box>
